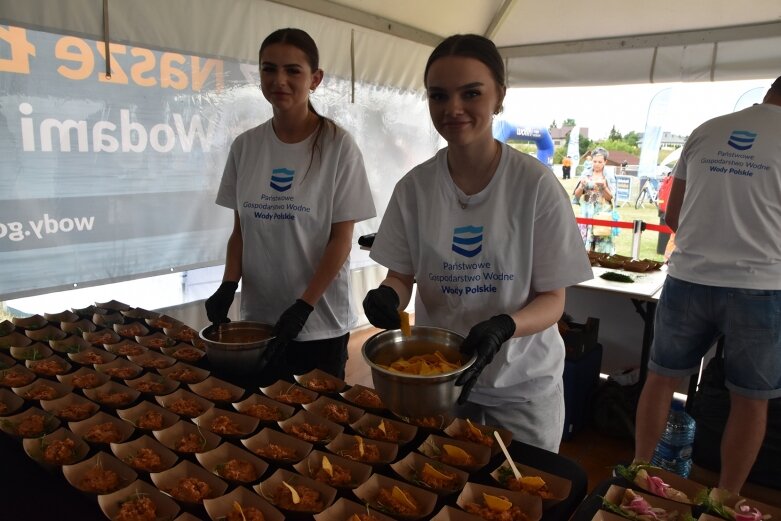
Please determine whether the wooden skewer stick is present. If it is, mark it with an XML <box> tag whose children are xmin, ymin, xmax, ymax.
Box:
<box><xmin>494</xmin><ymin>430</ymin><xmax>522</xmax><ymax>479</ymax></box>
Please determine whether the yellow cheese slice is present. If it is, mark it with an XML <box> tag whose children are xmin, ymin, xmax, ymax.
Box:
<box><xmin>232</xmin><ymin>501</ymin><xmax>247</xmax><ymax>521</ymax></box>
<box><xmin>422</xmin><ymin>462</ymin><xmax>451</xmax><ymax>481</ymax></box>
<box><xmin>442</xmin><ymin>444</ymin><xmax>471</xmax><ymax>463</ymax></box>
<box><xmin>466</xmin><ymin>418</ymin><xmax>484</xmax><ymax>438</ymax></box>
<box><xmin>321</xmin><ymin>454</ymin><xmax>334</xmax><ymax>477</ymax></box>
<box><xmin>520</xmin><ymin>475</ymin><xmax>547</xmax><ymax>490</ymax></box>
<box><xmin>483</xmin><ymin>492</ymin><xmax>513</xmax><ymax>512</ymax></box>
<box><xmin>378</xmin><ymin>420</ymin><xmax>387</xmax><ymax>435</ymax></box>
<box><xmin>354</xmin><ymin>435</ymin><xmax>365</xmax><ymax>457</ymax></box>
<box><xmin>282</xmin><ymin>481</ymin><xmax>300</xmax><ymax>504</ymax></box>
<box><xmin>392</xmin><ymin>485</ymin><xmax>417</xmax><ymax>510</ymax></box>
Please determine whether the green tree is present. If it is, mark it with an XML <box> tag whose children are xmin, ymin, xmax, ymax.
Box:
<box><xmin>595</xmin><ymin>139</ymin><xmax>639</xmax><ymax>155</ymax></box>
<box><xmin>624</xmin><ymin>131</ymin><xmax>640</xmax><ymax>147</ymax></box>
<box><xmin>549</xmin><ymin>119</ymin><xmax>557</xmax><ymax>130</ymax></box>
<box><xmin>507</xmin><ymin>142</ymin><xmax>538</xmax><ymax>156</ymax></box>
<box><xmin>563</xmin><ymin>118</ymin><xmax>576</xmax><ymax>127</ymax></box>
<box><xmin>579</xmin><ymin>136</ymin><xmax>593</xmax><ymax>156</ymax></box>
<box><xmin>608</xmin><ymin>125</ymin><xmax>622</xmax><ymax>141</ymax></box>
<box><xmin>553</xmin><ymin>146</ymin><xmax>567</xmax><ymax>164</ymax></box>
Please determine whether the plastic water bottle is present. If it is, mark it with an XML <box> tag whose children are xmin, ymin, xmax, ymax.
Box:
<box><xmin>651</xmin><ymin>400</ymin><xmax>696</xmax><ymax>477</ymax></box>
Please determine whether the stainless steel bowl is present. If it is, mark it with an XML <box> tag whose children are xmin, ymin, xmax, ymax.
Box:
<box><xmin>361</xmin><ymin>326</ymin><xmax>475</xmax><ymax>418</ymax></box>
<box><xmin>198</xmin><ymin>321</ymin><xmax>275</xmax><ymax>376</ymax></box>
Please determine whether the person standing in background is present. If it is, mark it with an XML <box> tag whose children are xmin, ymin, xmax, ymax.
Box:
<box><xmin>634</xmin><ymin>76</ymin><xmax>781</xmax><ymax>494</ymax></box>
<box><xmin>571</xmin><ymin>153</ymin><xmax>593</xmax><ymax>204</ymax></box>
<box><xmin>656</xmin><ymin>170</ymin><xmax>675</xmax><ymax>258</ymax></box>
<box><xmin>205</xmin><ymin>28</ymin><xmax>376</xmax><ymax>386</ymax></box>
<box><xmin>362</xmin><ymin>34</ymin><xmax>592</xmax><ymax>452</ymax></box>
<box><xmin>562</xmin><ymin>155</ymin><xmax>572</xmax><ymax>179</ymax></box>
<box><xmin>581</xmin><ymin>153</ymin><xmax>593</xmax><ymax>176</ymax></box>
<box><xmin>573</xmin><ymin>148</ymin><xmax>616</xmax><ymax>253</ymax></box>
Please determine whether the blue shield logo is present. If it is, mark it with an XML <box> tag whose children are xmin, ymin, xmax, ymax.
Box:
<box><xmin>452</xmin><ymin>225</ymin><xmax>483</xmax><ymax>258</ymax></box>
<box><xmin>727</xmin><ymin>130</ymin><xmax>757</xmax><ymax>151</ymax></box>
<box><xmin>270</xmin><ymin>168</ymin><xmax>295</xmax><ymax>192</ymax></box>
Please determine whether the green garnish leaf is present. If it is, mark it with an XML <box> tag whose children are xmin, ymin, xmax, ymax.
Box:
<box><xmin>600</xmin><ymin>272</ymin><xmax>634</xmax><ymax>283</ymax></box>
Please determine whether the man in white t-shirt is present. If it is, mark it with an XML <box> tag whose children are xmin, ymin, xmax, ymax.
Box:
<box><xmin>634</xmin><ymin>76</ymin><xmax>781</xmax><ymax>494</ymax></box>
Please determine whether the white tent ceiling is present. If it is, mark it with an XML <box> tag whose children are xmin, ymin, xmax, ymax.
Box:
<box><xmin>2</xmin><ymin>0</ymin><xmax>780</xmax><ymax>91</ymax></box>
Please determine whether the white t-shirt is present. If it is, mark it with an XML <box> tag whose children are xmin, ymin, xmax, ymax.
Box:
<box><xmin>370</xmin><ymin>144</ymin><xmax>593</xmax><ymax>405</ymax></box>
<box><xmin>216</xmin><ymin>120</ymin><xmax>376</xmax><ymax>340</ymax></box>
<box><xmin>669</xmin><ymin>103</ymin><xmax>781</xmax><ymax>289</ymax></box>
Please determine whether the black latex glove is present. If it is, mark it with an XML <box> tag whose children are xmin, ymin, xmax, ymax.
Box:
<box><xmin>204</xmin><ymin>281</ymin><xmax>238</xmax><ymax>326</ymax></box>
<box><xmin>262</xmin><ymin>299</ymin><xmax>314</xmax><ymax>365</ymax></box>
<box><xmin>362</xmin><ymin>285</ymin><xmax>401</xmax><ymax>329</ymax></box>
<box><xmin>455</xmin><ymin>314</ymin><xmax>516</xmax><ymax>404</ymax></box>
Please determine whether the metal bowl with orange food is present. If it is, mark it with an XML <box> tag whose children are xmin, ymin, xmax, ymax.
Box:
<box><xmin>361</xmin><ymin>326</ymin><xmax>475</xmax><ymax>420</ymax></box>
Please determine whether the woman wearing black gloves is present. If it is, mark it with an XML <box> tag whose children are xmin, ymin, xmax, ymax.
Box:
<box><xmin>206</xmin><ymin>28</ymin><xmax>375</xmax><ymax>386</ymax></box>
<box><xmin>363</xmin><ymin>35</ymin><xmax>591</xmax><ymax>452</ymax></box>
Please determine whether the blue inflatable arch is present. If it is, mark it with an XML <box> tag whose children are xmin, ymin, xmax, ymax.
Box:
<box><xmin>492</xmin><ymin>119</ymin><xmax>555</xmax><ymax>166</ymax></box>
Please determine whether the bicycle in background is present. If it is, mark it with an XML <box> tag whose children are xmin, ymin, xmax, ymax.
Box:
<box><xmin>635</xmin><ymin>176</ymin><xmax>660</xmax><ymax>209</ymax></box>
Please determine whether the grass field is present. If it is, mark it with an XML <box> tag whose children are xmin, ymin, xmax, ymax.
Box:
<box><xmin>559</xmin><ymin>177</ymin><xmax>668</xmax><ymax>261</ymax></box>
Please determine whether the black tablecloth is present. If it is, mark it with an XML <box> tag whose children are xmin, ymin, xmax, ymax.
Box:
<box><xmin>2</xmin><ymin>351</ymin><xmax>587</xmax><ymax>521</ymax></box>
<box><xmin>1</xmin><ymin>403</ymin><xmax>587</xmax><ymax>521</ymax></box>
<box><xmin>569</xmin><ymin>477</ymin><xmax>621</xmax><ymax>521</ymax></box>
<box><xmin>1</xmin><ymin>432</ymin><xmax>105</xmax><ymax>520</ymax></box>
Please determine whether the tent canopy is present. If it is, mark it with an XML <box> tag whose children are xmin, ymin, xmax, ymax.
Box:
<box><xmin>3</xmin><ymin>0</ymin><xmax>780</xmax><ymax>91</ymax></box>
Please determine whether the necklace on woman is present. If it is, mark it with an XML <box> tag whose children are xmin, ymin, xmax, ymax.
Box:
<box><xmin>452</xmin><ymin>142</ymin><xmax>502</xmax><ymax>210</ymax></box>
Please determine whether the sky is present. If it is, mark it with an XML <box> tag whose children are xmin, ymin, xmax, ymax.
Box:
<box><xmin>503</xmin><ymin>78</ymin><xmax>773</xmax><ymax>140</ymax></box>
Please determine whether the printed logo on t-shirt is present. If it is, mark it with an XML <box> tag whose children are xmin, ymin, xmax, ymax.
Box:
<box><xmin>270</xmin><ymin>168</ymin><xmax>295</xmax><ymax>192</ymax></box>
<box><xmin>727</xmin><ymin>130</ymin><xmax>757</xmax><ymax>151</ymax></box>
<box><xmin>452</xmin><ymin>225</ymin><xmax>483</xmax><ymax>258</ymax></box>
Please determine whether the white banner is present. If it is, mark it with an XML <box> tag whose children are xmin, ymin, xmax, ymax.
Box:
<box><xmin>0</xmin><ymin>24</ymin><xmax>439</xmax><ymax>299</ymax></box>
<box><xmin>638</xmin><ymin>88</ymin><xmax>672</xmax><ymax>179</ymax></box>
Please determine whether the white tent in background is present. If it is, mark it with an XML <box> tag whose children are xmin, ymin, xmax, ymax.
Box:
<box><xmin>2</xmin><ymin>0</ymin><xmax>780</xmax><ymax>91</ymax></box>
<box><xmin>660</xmin><ymin>147</ymin><xmax>682</xmax><ymax>168</ymax></box>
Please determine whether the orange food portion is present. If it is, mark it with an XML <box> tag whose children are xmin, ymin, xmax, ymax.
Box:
<box><xmin>380</xmin><ymin>350</ymin><xmax>460</xmax><ymax>376</ymax></box>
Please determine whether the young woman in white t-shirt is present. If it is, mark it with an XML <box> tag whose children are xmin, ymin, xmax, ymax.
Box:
<box><xmin>206</xmin><ymin>28</ymin><xmax>375</xmax><ymax>386</ymax></box>
<box><xmin>364</xmin><ymin>34</ymin><xmax>591</xmax><ymax>452</ymax></box>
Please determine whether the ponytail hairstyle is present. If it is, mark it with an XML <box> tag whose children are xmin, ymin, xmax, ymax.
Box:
<box><xmin>260</xmin><ymin>28</ymin><xmax>336</xmax><ymax>177</ymax></box>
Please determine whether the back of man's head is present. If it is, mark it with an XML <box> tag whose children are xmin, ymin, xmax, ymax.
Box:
<box><xmin>763</xmin><ymin>75</ymin><xmax>781</xmax><ymax>105</ymax></box>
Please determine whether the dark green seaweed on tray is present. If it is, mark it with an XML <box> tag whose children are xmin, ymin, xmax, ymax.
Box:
<box><xmin>600</xmin><ymin>272</ymin><xmax>634</xmax><ymax>283</ymax></box>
